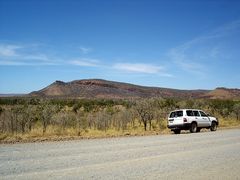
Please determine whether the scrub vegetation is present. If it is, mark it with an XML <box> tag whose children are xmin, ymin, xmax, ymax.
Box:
<box><xmin>0</xmin><ymin>97</ymin><xmax>240</xmax><ymax>143</ymax></box>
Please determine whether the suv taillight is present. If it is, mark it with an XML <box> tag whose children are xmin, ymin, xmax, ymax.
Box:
<box><xmin>183</xmin><ymin>118</ymin><xmax>187</xmax><ymax>122</ymax></box>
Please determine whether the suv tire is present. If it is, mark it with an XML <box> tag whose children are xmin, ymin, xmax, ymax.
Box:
<box><xmin>210</xmin><ymin>121</ymin><xmax>217</xmax><ymax>131</ymax></box>
<box><xmin>190</xmin><ymin>122</ymin><xmax>197</xmax><ymax>133</ymax></box>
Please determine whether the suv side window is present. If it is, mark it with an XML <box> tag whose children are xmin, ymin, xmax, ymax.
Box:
<box><xmin>193</xmin><ymin>110</ymin><xmax>200</xmax><ymax>117</ymax></box>
<box><xmin>186</xmin><ymin>110</ymin><xmax>194</xmax><ymax>116</ymax></box>
<box><xmin>176</xmin><ymin>111</ymin><xmax>183</xmax><ymax>117</ymax></box>
<box><xmin>199</xmin><ymin>111</ymin><xmax>207</xmax><ymax>117</ymax></box>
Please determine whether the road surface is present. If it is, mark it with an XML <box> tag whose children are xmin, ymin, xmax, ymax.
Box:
<box><xmin>1</xmin><ymin>129</ymin><xmax>240</xmax><ymax>179</ymax></box>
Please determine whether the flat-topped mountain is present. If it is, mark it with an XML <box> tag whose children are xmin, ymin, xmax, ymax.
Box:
<box><xmin>29</xmin><ymin>79</ymin><xmax>240</xmax><ymax>99</ymax></box>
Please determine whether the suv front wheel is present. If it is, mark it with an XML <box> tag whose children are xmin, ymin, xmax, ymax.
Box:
<box><xmin>210</xmin><ymin>121</ymin><xmax>217</xmax><ymax>131</ymax></box>
<box><xmin>190</xmin><ymin>122</ymin><xmax>197</xmax><ymax>133</ymax></box>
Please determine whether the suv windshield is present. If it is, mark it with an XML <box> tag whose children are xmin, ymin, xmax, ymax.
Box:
<box><xmin>200</xmin><ymin>111</ymin><xmax>208</xmax><ymax>117</ymax></box>
<box><xmin>170</xmin><ymin>111</ymin><xmax>183</xmax><ymax>118</ymax></box>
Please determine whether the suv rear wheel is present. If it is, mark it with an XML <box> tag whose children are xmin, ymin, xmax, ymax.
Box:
<box><xmin>190</xmin><ymin>122</ymin><xmax>197</xmax><ymax>133</ymax></box>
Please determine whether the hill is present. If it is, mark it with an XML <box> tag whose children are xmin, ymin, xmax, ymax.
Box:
<box><xmin>202</xmin><ymin>87</ymin><xmax>240</xmax><ymax>99</ymax></box>
<box><xmin>29</xmin><ymin>79</ymin><xmax>240</xmax><ymax>99</ymax></box>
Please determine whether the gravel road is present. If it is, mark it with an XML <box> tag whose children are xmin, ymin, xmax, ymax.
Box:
<box><xmin>1</xmin><ymin>129</ymin><xmax>240</xmax><ymax>180</ymax></box>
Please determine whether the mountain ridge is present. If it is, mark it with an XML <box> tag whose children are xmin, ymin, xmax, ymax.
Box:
<box><xmin>29</xmin><ymin>79</ymin><xmax>240</xmax><ymax>99</ymax></box>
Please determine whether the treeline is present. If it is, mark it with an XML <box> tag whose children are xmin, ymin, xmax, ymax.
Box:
<box><xmin>0</xmin><ymin>98</ymin><xmax>240</xmax><ymax>136</ymax></box>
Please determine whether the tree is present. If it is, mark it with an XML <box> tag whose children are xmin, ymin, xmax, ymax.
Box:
<box><xmin>19</xmin><ymin>105</ymin><xmax>27</xmax><ymax>134</ymax></box>
<box><xmin>76</xmin><ymin>108</ymin><xmax>88</xmax><ymax>135</ymax></box>
<box><xmin>25</xmin><ymin>105</ymin><xmax>38</xmax><ymax>132</ymax></box>
<box><xmin>0</xmin><ymin>106</ymin><xmax>3</xmax><ymax>115</ymax></box>
<box><xmin>87</xmin><ymin>113</ymin><xmax>95</xmax><ymax>129</ymax></box>
<box><xmin>113</xmin><ymin>108</ymin><xmax>131</xmax><ymax>131</ymax></box>
<box><xmin>38</xmin><ymin>102</ymin><xmax>59</xmax><ymax>134</ymax></box>
<box><xmin>95</xmin><ymin>109</ymin><xmax>111</xmax><ymax>132</ymax></box>
<box><xmin>120</xmin><ymin>109</ymin><xmax>132</xmax><ymax>131</ymax></box>
<box><xmin>135</xmin><ymin>100</ymin><xmax>154</xmax><ymax>131</ymax></box>
<box><xmin>10</xmin><ymin>105</ymin><xmax>24</xmax><ymax>134</ymax></box>
<box><xmin>0</xmin><ymin>106</ymin><xmax>5</xmax><ymax>133</ymax></box>
<box><xmin>233</xmin><ymin>103</ymin><xmax>240</xmax><ymax>121</ymax></box>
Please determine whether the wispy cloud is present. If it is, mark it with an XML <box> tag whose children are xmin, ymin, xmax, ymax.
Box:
<box><xmin>168</xmin><ymin>47</ymin><xmax>205</xmax><ymax>74</ymax></box>
<box><xmin>69</xmin><ymin>58</ymin><xmax>100</xmax><ymax>67</ymax></box>
<box><xmin>175</xmin><ymin>19</ymin><xmax>240</xmax><ymax>51</ymax></box>
<box><xmin>0</xmin><ymin>60</ymin><xmax>28</xmax><ymax>66</ymax></box>
<box><xmin>168</xmin><ymin>19</ymin><xmax>240</xmax><ymax>75</ymax></box>
<box><xmin>0</xmin><ymin>43</ymin><xmax>99</xmax><ymax>66</ymax></box>
<box><xmin>0</xmin><ymin>43</ymin><xmax>60</xmax><ymax>65</ymax></box>
<box><xmin>0</xmin><ymin>60</ymin><xmax>57</xmax><ymax>66</ymax></box>
<box><xmin>113</xmin><ymin>63</ymin><xmax>162</xmax><ymax>74</ymax></box>
<box><xmin>210</xmin><ymin>19</ymin><xmax>240</xmax><ymax>38</ymax></box>
<box><xmin>209</xmin><ymin>47</ymin><xmax>220</xmax><ymax>59</ymax></box>
<box><xmin>0</xmin><ymin>45</ymin><xmax>22</xmax><ymax>57</ymax></box>
<box><xmin>0</xmin><ymin>42</ymin><xmax>175</xmax><ymax>79</ymax></box>
<box><xmin>79</xmin><ymin>47</ymin><xmax>92</xmax><ymax>54</ymax></box>
<box><xmin>23</xmin><ymin>54</ymin><xmax>50</xmax><ymax>61</ymax></box>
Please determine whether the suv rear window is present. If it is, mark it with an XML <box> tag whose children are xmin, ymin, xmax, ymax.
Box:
<box><xmin>170</xmin><ymin>111</ymin><xmax>183</xmax><ymax>118</ymax></box>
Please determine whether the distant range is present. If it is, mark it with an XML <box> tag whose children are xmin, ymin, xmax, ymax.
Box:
<box><xmin>23</xmin><ymin>79</ymin><xmax>240</xmax><ymax>100</ymax></box>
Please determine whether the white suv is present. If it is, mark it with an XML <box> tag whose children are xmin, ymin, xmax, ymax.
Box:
<box><xmin>167</xmin><ymin>109</ymin><xmax>218</xmax><ymax>134</ymax></box>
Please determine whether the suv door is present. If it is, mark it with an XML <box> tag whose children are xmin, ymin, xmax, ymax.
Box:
<box><xmin>192</xmin><ymin>110</ymin><xmax>203</xmax><ymax>127</ymax></box>
<box><xmin>199</xmin><ymin>111</ymin><xmax>211</xmax><ymax>127</ymax></box>
<box><xmin>186</xmin><ymin>110</ymin><xmax>195</xmax><ymax>123</ymax></box>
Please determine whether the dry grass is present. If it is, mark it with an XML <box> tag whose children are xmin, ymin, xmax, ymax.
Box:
<box><xmin>1</xmin><ymin>118</ymin><xmax>239</xmax><ymax>144</ymax></box>
<box><xmin>0</xmin><ymin>124</ymin><xmax>168</xmax><ymax>144</ymax></box>
<box><xmin>218</xmin><ymin>118</ymin><xmax>240</xmax><ymax>128</ymax></box>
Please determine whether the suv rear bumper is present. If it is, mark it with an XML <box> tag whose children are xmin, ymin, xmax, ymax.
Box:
<box><xmin>168</xmin><ymin>123</ymin><xmax>191</xmax><ymax>130</ymax></box>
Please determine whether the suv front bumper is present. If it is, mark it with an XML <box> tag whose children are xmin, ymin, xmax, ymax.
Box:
<box><xmin>168</xmin><ymin>123</ymin><xmax>191</xmax><ymax>130</ymax></box>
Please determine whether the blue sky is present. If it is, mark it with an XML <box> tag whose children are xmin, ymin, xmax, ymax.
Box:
<box><xmin>0</xmin><ymin>0</ymin><xmax>240</xmax><ymax>93</ymax></box>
